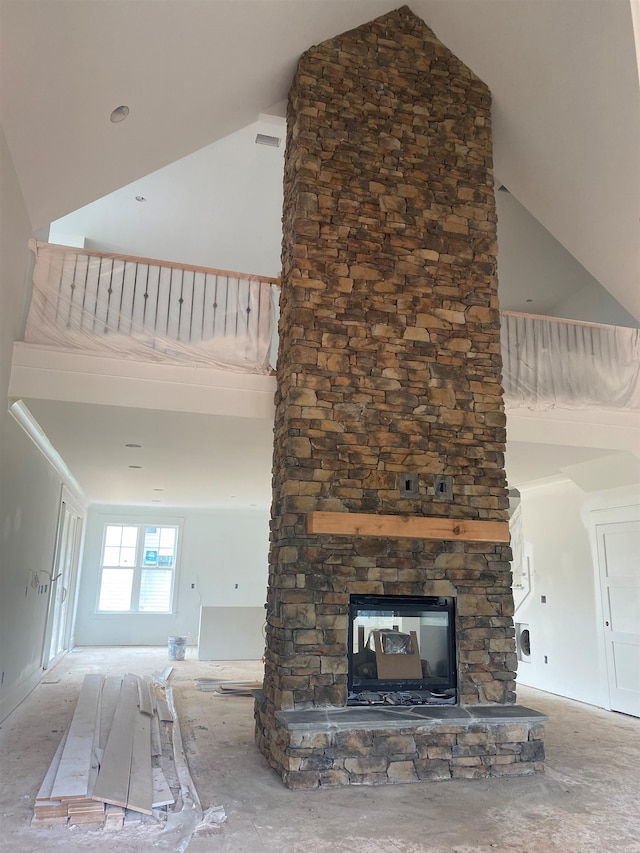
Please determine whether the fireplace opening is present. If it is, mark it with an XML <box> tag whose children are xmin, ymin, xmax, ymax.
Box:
<box><xmin>348</xmin><ymin>594</ymin><xmax>457</xmax><ymax>706</ymax></box>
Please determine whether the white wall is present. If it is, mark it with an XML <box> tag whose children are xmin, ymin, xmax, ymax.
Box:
<box><xmin>74</xmin><ymin>505</ymin><xmax>269</xmax><ymax>646</ymax></box>
<box><xmin>551</xmin><ymin>282</ymin><xmax>640</xmax><ymax>329</ymax></box>
<box><xmin>49</xmin><ymin>119</ymin><xmax>285</xmax><ymax>278</ymax></box>
<box><xmin>0</xmin><ymin>126</ymin><xmax>70</xmax><ymax>721</ymax></box>
<box><xmin>514</xmin><ymin>477</ymin><xmax>639</xmax><ymax>709</ymax></box>
<box><xmin>496</xmin><ymin>190</ymin><xmax>638</xmax><ymax>326</ymax></box>
<box><xmin>0</xmin><ymin>127</ymin><xmax>31</xmax><ymax>423</ymax></box>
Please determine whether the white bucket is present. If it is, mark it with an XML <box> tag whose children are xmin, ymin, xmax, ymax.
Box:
<box><xmin>168</xmin><ymin>635</ymin><xmax>187</xmax><ymax>661</ymax></box>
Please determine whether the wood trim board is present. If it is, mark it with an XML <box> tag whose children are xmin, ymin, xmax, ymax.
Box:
<box><xmin>152</xmin><ymin>767</ymin><xmax>175</xmax><ymax>808</ymax></box>
<box><xmin>136</xmin><ymin>676</ymin><xmax>153</xmax><ymax>717</ymax></box>
<box><xmin>99</xmin><ymin>676</ymin><xmax>122</xmax><ymax>751</ymax></box>
<box><xmin>87</xmin><ymin>691</ymin><xmax>101</xmax><ymax>797</ymax></box>
<box><xmin>36</xmin><ymin>731</ymin><xmax>68</xmax><ymax>801</ymax></box>
<box><xmin>155</xmin><ymin>693</ymin><xmax>173</xmax><ymax>723</ymax></box>
<box><xmin>127</xmin><ymin>707</ymin><xmax>153</xmax><ymax>815</ymax></box>
<box><xmin>150</xmin><ymin>714</ymin><xmax>162</xmax><ymax>757</ymax></box>
<box><xmin>51</xmin><ymin>674</ymin><xmax>103</xmax><ymax>800</ymax></box>
<box><xmin>92</xmin><ymin>674</ymin><xmax>138</xmax><ymax>808</ymax></box>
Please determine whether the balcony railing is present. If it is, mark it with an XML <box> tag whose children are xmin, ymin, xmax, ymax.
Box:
<box><xmin>25</xmin><ymin>241</ymin><xmax>277</xmax><ymax>374</ymax></box>
<box><xmin>500</xmin><ymin>310</ymin><xmax>639</xmax><ymax>411</ymax></box>
<box><xmin>23</xmin><ymin>242</ymin><xmax>639</xmax><ymax>409</ymax></box>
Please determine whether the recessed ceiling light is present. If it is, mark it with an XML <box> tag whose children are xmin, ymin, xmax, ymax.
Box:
<box><xmin>135</xmin><ymin>196</ymin><xmax>146</xmax><ymax>202</ymax></box>
<box><xmin>153</xmin><ymin>488</ymin><xmax>164</xmax><ymax>492</ymax></box>
<box><xmin>110</xmin><ymin>105</ymin><xmax>130</xmax><ymax>123</ymax></box>
<box><xmin>128</xmin><ymin>465</ymin><xmax>142</xmax><ymax>469</ymax></box>
<box><xmin>125</xmin><ymin>443</ymin><xmax>142</xmax><ymax>448</ymax></box>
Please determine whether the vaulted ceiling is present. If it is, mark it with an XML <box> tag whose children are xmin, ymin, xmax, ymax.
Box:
<box><xmin>2</xmin><ymin>0</ymin><xmax>639</xmax><ymax>317</ymax></box>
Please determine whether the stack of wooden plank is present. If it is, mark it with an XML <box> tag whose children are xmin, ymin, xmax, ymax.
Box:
<box><xmin>33</xmin><ymin>672</ymin><xmax>176</xmax><ymax>829</ymax></box>
<box><xmin>196</xmin><ymin>677</ymin><xmax>262</xmax><ymax>696</ymax></box>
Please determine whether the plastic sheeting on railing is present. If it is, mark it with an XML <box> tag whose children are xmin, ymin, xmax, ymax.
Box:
<box><xmin>501</xmin><ymin>311</ymin><xmax>640</xmax><ymax>411</ymax></box>
<box><xmin>24</xmin><ymin>242</ymin><xmax>276</xmax><ymax>374</ymax></box>
<box><xmin>24</xmin><ymin>244</ymin><xmax>639</xmax><ymax>409</ymax></box>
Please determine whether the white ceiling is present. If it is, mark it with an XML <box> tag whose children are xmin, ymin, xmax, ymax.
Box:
<box><xmin>24</xmin><ymin>399</ymin><xmax>274</xmax><ymax>509</ymax></box>
<box><xmin>504</xmin><ymin>441</ymin><xmax>631</xmax><ymax>492</ymax></box>
<box><xmin>3</xmin><ymin>0</ymin><xmax>639</xmax><ymax>507</ymax></box>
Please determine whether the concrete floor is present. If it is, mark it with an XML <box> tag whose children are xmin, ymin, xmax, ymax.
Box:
<box><xmin>0</xmin><ymin>647</ymin><xmax>638</xmax><ymax>853</ymax></box>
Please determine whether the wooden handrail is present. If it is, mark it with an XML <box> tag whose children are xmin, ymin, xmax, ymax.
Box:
<box><xmin>33</xmin><ymin>240</ymin><xmax>280</xmax><ymax>285</ymax></box>
<box><xmin>500</xmin><ymin>309</ymin><xmax>635</xmax><ymax>333</ymax></box>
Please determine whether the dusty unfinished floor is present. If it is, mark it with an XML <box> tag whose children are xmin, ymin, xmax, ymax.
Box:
<box><xmin>0</xmin><ymin>646</ymin><xmax>638</xmax><ymax>853</ymax></box>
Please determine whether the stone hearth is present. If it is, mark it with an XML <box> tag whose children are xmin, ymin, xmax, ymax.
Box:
<box><xmin>255</xmin><ymin>6</ymin><xmax>545</xmax><ymax>787</ymax></box>
<box><xmin>267</xmin><ymin>704</ymin><xmax>547</xmax><ymax>787</ymax></box>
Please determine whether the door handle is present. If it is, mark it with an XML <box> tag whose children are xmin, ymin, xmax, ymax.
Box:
<box><xmin>61</xmin><ymin>587</ymin><xmax>68</xmax><ymax>604</ymax></box>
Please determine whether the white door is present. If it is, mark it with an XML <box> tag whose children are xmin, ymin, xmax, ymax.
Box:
<box><xmin>43</xmin><ymin>496</ymin><xmax>83</xmax><ymax>668</ymax></box>
<box><xmin>597</xmin><ymin>520</ymin><xmax>640</xmax><ymax>717</ymax></box>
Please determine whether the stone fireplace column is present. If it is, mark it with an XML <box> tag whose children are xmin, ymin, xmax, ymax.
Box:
<box><xmin>255</xmin><ymin>6</ymin><xmax>544</xmax><ymax>787</ymax></box>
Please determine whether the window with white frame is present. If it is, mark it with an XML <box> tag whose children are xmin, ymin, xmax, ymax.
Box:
<box><xmin>97</xmin><ymin>522</ymin><xmax>180</xmax><ymax>613</ymax></box>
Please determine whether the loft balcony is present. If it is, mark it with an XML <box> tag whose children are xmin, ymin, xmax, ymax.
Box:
<box><xmin>21</xmin><ymin>241</ymin><xmax>278</xmax><ymax>373</ymax></box>
<box><xmin>10</xmin><ymin>242</ymin><xmax>279</xmax><ymax>423</ymax></box>
<box><xmin>10</xmin><ymin>242</ymin><xmax>640</xmax><ymax>420</ymax></box>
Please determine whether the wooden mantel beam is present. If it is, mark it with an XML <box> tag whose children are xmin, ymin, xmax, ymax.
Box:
<box><xmin>306</xmin><ymin>512</ymin><xmax>510</xmax><ymax>543</ymax></box>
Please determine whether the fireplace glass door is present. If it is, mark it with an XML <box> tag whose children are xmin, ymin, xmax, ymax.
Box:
<box><xmin>348</xmin><ymin>594</ymin><xmax>456</xmax><ymax>705</ymax></box>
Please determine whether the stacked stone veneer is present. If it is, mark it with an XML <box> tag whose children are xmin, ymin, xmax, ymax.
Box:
<box><xmin>256</xmin><ymin>6</ymin><xmax>541</xmax><ymax>787</ymax></box>
<box><xmin>274</xmin><ymin>714</ymin><xmax>546</xmax><ymax>787</ymax></box>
